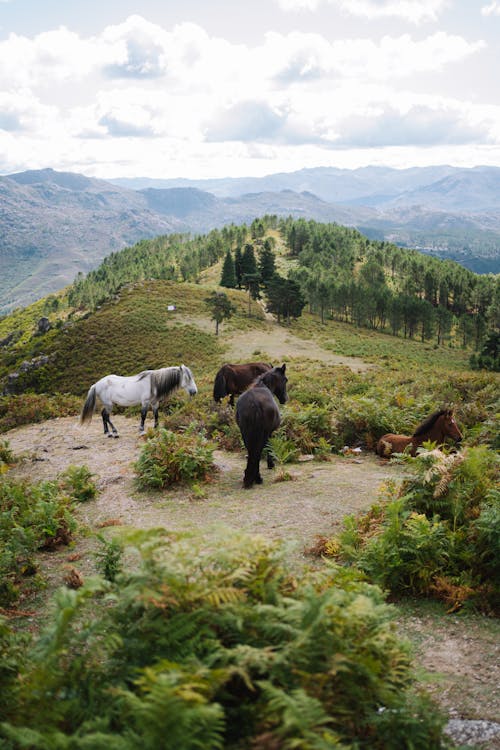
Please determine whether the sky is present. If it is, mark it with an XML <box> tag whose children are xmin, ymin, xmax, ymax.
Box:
<box><xmin>1</xmin><ymin>0</ymin><xmax>500</xmax><ymax>180</ymax></box>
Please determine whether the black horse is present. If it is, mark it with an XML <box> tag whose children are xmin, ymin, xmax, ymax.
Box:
<box><xmin>236</xmin><ymin>364</ymin><xmax>288</xmax><ymax>489</ymax></box>
<box><xmin>213</xmin><ymin>362</ymin><xmax>272</xmax><ymax>406</ymax></box>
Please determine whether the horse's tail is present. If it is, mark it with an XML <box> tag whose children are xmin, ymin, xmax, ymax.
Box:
<box><xmin>213</xmin><ymin>368</ymin><xmax>227</xmax><ymax>402</ymax></box>
<box><xmin>80</xmin><ymin>385</ymin><xmax>97</xmax><ymax>424</ymax></box>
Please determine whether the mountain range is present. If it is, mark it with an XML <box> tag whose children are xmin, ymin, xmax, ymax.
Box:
<box><xmin>1</xmin><ymin>165</ymin><xmax>499</xmax><ymax>314</ymax></box>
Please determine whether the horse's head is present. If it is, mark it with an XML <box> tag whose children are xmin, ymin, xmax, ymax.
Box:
<box><xmin>180</xmin><ymin>365</ymin><xmax>198</xmax><ymax>396</ymax></box>
<box><xmin>441</xmin><ymin>409</ymin><xmax>463</xmax><ymax>444</ymax></box>
<box><xmin>262</xmin><ymin>364</ymin><xmax>288</xmax><ymax>404</ymax></box>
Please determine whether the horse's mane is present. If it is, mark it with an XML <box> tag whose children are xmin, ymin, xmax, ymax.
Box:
<box><xmin>412</xmin><ymin>409</ymin><xmax>449</xmax><ymax>437</ymax></box>
<box><xmin>253</xmin><ymin>369</ymin><xmax>275</xmax><ymax>388</ymax></box>
<box><xmin>143</xmin><ymin>366</ymin><xmax>181</xmax><ymax>399</ymax></box>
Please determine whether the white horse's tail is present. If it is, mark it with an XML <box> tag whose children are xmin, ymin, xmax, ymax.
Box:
<box><xmin>80</xmin><ymin>385</ymin><xmax>97</xmax><ymax>424</ymax></box>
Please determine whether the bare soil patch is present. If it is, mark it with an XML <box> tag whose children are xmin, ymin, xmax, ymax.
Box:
<box><xmin>6</xmin><ymin>415</ymin><xmax>394</xmax><ymax>560</ymax></box>
<box><xmin>223</xmin><ymin>326</ymin><xmax>371</xmax><ymax>371</ymax></box>
<box><xmin>175</xmin><ymin>314</ymin><xmax>372</xmax><ymax>372</ymax></box>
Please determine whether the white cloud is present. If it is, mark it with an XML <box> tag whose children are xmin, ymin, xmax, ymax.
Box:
<box><xmin>0</xmin><ymin>11</ymin><xmax>496</xmax><ymax>178</ymax></box>
<box><xmin>481</xmin><ymin>1</ymin><xmax>500</xmax><ymax>15</ymax></box>
<box><xmin>276</xmin><ymin>0</ymin><xmax>450</xmax><ymax>23</ymax></box>
<box><xmin>264</xmin><ymin>30</ymin><xmax>484</xmax><ymax>85</ymax></box>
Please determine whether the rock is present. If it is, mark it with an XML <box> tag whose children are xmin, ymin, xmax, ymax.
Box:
<box><xmin>37</xmin><ymin>317</ymin><xmax>51</xmax><ymax>334</ymax></box>
<box><xmin>444</xmin><ymin>719</ymin><xmax>500</xmax><ymax>747</ymax></box>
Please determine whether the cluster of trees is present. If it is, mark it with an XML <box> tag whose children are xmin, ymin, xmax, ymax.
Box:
<box><xmin>219</xmin><ymin>223</ymin><xmax>305</xmax><ymax>324</ymax></box>
<box><xmin>68</xmin><ymin>226</ymin><xmax>245</xmax><ymax>311</ymax></box>
<box><xmin>279</xmin><ymin>217</ymin><xmax>499</xmax><ymax>350</ymax></box>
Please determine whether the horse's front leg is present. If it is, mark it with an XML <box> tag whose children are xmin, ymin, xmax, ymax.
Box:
<box><xmin>265</xmin><ymin>442</ymin><xmax>275</xmax><ymax>469</ymax></box>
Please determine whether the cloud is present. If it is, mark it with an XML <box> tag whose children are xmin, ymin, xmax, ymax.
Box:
<box><xmin>206</xmin><ymin>101</ymin><xmax>285</xmax><ymax>142</ymax></box>
<box><xmin>333</xmin><ymin>104</ymin><xmax>492</xmax><ymax>148</ymax></box>
<box><xmin>267</xmin><ymin>30</ymin><xmax>484</xmax><ymax>84</ymax></box>
<box><xmin>481</xmin><ymin>1</ymin><xmax>500</xmax><ymax>15</ymax></box>
<box><xmin>276</xmin><ymin>0</ymin><xmax>450</xmax><ymax>23</ymax></box>
<box><xmin>98</xmin><ymin>115</ymin><xmax>156</xmax><ymax>138</ymax></box>
<box><xmin>0</xmin><ymin>11</ymin><xmax>495</xmax><ymax>178</ymax></box>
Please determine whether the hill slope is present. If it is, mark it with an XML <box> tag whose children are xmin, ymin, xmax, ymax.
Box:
<box><xmin>1</xmin><ymin>166</ymin><xmax>499</xmax><ymax>314</ymax></box>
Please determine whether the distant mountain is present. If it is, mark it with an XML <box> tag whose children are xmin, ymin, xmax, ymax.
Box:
<box><xmin>113</xmin><ymin>165</ymin><xmax>460</xmax><ymax>203</ymax></box>
<box><xmin>1</xmin><ymin>166</ymin><xmax>499</xmax><ymax>314</ymax></box>
<box><xmin>0</xmin><ymin>169</ymin><xmax>178</xmax><ymax>313</ymax></box>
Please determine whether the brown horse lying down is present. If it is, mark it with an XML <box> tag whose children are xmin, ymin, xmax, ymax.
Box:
<box><xmin>236</xmin><ymin>365</ymin><xmax>288</xmax><ymax>488</ymax></box>
<box><xmin>213</xmin><ymin>362</ymin><xmax>272</xmax><ymax>406</ymax></box>
<box><xmin>376</xmin><ymin>408</ymin><xmax>462</xmax><ymax>458</ymax></box>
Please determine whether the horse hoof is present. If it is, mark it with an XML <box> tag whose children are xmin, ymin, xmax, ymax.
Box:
<box><xmin>113</xmin><ymin>434</ymin><xmax>119</xmax><ymax>439</ymax></box>
<box><xmin>255</xmin><ymin>476</ymin><xmax>263</xmax><ymax>484</ymax></box>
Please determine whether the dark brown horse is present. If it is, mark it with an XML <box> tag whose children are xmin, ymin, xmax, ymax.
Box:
<box><xmin>213</xmin><ymin>362</ymin><xmax>273</xmax><ymax>406</ymax></box>
<box><xmin>376</xmin><ymin>408</ymin><xmax>462</xmax><ymax>458</ymax></box>
<box><xmin>236</xmin><ymin>365</ymin><xmax>288</xmax><ymax>488</ymax></box>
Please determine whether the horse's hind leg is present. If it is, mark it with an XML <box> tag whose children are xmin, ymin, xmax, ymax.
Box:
<box><xmin>139</xmin><ymin>405</ymin><xmax>148</xmax><ymax>434</ymax></box>
<box><xmin>244</xmin><ymin>438</ymin><xmax>266</xmax><ymax>488</ymax></box>
<box><xmin>102</xmin><ymin>408</ymin><xmax>118</xmax><ymax>438</ymax></box>
<box><xmin>243</xmin><ymin>450</ymin><xmax>260</xmax><ymax>488</ymax></box>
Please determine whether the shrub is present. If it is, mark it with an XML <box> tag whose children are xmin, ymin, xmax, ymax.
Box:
<box><xmin>280</xmin><ymin>403</ymin><xmax>332</xmax><ymax>454</ymax></box>
<box><xmin>134</xmin><ymin>426</ymin><xmax>216</xmax><ymax>489</ymax></box>
<box><xmin>0</xmin><ymin>476</ymin><xmax>78</xmax><ymax>606</ymax></box>
<box><xmin>0</xmin><ymin>530</ymin><xmax>448</xmax><ymax>749</ymax></box>
<box><xmin>332</xmin><ymin>396</ymin><xmax>406</xmax><ymax>451</ymax></box>
<box><xmin>267</xmin><ymin>433</ymin><xmax>300</xmax><ymax>464</ymax></box>
<box><xmin>58</xmin><ymin>465</ymin><xmax>98</xmax><ymax>503</ymax></box>
<box><xmin>95</xmin><ymin>534</ymin><xmax>124</xmax><ymax>582</ymax></box>
<box><xmin>327</xmin><ymin>447</ymin><xmax>500</xmax><ymax>613</ymax></box>
<box><xmin>0</xmin><ymin>393</ymin><xmax>80</xmax><ymax>433</ymax></box>
<box><xmin>0</xmin><ymin>440</ymin><xmax>15</xmax><ymax>474</ymax></box>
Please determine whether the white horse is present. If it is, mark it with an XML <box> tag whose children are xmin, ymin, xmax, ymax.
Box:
<box><xmin>80</xmin><ymin>364</ymin><xmax>198</xmax><ymax>437</ymax></box>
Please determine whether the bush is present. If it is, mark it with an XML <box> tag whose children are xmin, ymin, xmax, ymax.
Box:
<box><xmin>327</xmin><ymin>447</ymin><xmax>500</xmax><ymax>613</ymax></box>
<box><xmin>332</xmin><ymin>396</ymin><xmax>406</xmax><ymax>450</ymax></box>
<box><xmin>0</xmin><ymin>476</ymin><xmax>78</xmax><ymax>606</ymax></box>
<box><xmin>0</xmin><ymin>440</ymin><xmax>15</xmax><ymax>473</ymax></box>
<box><xmin>58</xmin><ymin>464</ymin><xmax>98</xmax><ymax>503</ymax></box>
<box><xmin>0</xmin><ymin>530</ymin><xmax>448</xmax><ymax>749</ymax></box>
<box><xmin>279</xmin><ymin>403</ymin><xmax>332</xmax><ymax>454</ymax></box>
<box><xmin>134</xmin><ymin>426</ymin><xmax>216</xmax><ymax>489</ymax></box>
<box><xmin>0</xmin><ymin>393</ymin><xmax>80</xmax><ymax>433</ymax></box>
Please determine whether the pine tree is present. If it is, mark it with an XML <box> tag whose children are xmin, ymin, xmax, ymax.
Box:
<box><xmin>204</xmin><ymin>291</ymin><xmax>236</xmax><ymax>335</ymax></box>
<box><xmin>258</xmin><ymin>240</ymin><xmax>276</xmax><ymax>286</ymax></box>
<box><xmin>234</xmin><ymin>246</ymin><xmax>243</xmax><ymax>288</ymax></box>
<box><xmin>220</xmin><ymin>250</ymin><xmax>236</xmax><ymax>288</ymax></box>
<box><xmin>265</xmin><ymin>274</ymin><xmax>305</xmax><ymax>324</ymax></box>
<box><xmin>241</xmin><ymin>243</ymin><xmax>258</xmax><ymax>278</ymax></box>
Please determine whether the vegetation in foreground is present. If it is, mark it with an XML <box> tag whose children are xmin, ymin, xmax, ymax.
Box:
<box><xmin>0</xmin><ymin>466</ymin><xmax>98</xmax><ymax>607</ymax></box>
<box><xmin>0</xmin><ymin>530</ymin><xmax>449</xmax><ymax>749</ymax></box>
<box><xmin>315</xmin><ymin>446</ymin><xmax>499</xmax><ymax>614</ymax></box>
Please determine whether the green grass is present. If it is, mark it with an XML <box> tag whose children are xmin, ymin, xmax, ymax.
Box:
<box><xmin>289</xmin><ymin>311</ymin><xmax>471</xmax><ymax>371</ymax></box>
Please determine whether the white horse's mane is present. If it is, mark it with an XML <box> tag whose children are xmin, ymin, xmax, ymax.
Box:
<box><xmin>139</xmin><ymin>366</ymin><xmax>182</xmax><ymax>400</ymax></box>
